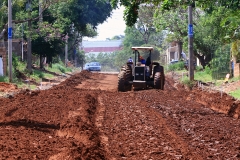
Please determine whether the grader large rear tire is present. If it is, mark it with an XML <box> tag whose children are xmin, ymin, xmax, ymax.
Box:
<box><xmin>153</xmin><ymin>65</ymin><xmax>165</xmax><ymax>90</ymax></box>
<box><xmin>118</xmin><ymin>70</ymin><xmax>126</xmax><ymax>92</ymax></box>
<box><xmin>154</xmin><ymin>72</ymin><xmax>161</xmax><ymax>89</ymax></box>
<box><xmin>118</xmin><ymin>65</ymin><xmax>132</xmax><ymax>92</ymax></box>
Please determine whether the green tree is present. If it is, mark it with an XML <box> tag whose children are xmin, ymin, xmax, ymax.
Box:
<box><xmin>75</xmin><ymin>50</ymin><xmax>86</xmax><ymax>69</ymax></box>
<box><xmin>114</xmin><ymin>47</ymin><xmax>132</xmax><ymax>68</ymax></box>
<box><xmin>136</xmin><ymin>4</ymin><xmax>156</xmax><ymax>44</ymax></box>
<box><xmin>123</xmin><ymin>26</ymin><xmax>144</xmax><ymax>47</ymax></box>
<box><xmin>110</xmin><ymin>0</ymin><xmax>240</xmax><ymax>29</ymax></box>
<box><xmin>110</xmin><ymin>35</ymin><xmax>125</xmax><ymax>40</ymax></box>
<box><xmin>34</xmin><ymin>0</ymin><xmax>113</xmax><ymax>68</ymax></box>
<box><xmin>32</xmin><ymin>36</ymin><xmax>63</xmax><ymax>66</ymax></box>
<box><xmin>154</xmin><ymin>7</ymin><xmax>188</xmax><ymax>60</ymax></box>
<box><xmin>192</xmin><ymin>8</ymin><xmax>223</xmax><ymax>67</ymax></box>
<box><xmin>0</xmin><ymin>0</ymin><xmax>113</xmax><ymax>71</ymax></box>
<box><xmin>123</xmin><ymin>4</ymin><xmax>162</xmax><ymax>46</ymax></box>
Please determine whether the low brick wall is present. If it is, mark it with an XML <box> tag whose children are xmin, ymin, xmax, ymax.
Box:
<box><xmin>0</xmin><ymin>47</ymin><xmax>7</xmax><ymax>76</ymax></box>
<box><xmin>234</xmin><ymin>63</ymin><xmax>240</xmax><ymax>78</ymax></box>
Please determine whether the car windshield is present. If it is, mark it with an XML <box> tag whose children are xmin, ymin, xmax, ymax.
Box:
<box><xmin>89</xmin><ymin>62</ymin><xmax>100</xmax><ymax>66</ymax></box>
<box><xmin>170</xmin><ymin>60</ymin><xmax>178</xmax><ymax>64</ymax></box>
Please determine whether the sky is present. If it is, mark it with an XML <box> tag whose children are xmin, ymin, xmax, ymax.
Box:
<box><xmin>83</xmin><ymin>6</ymin><xmax>126</xmax><ymax>41</ymax></box>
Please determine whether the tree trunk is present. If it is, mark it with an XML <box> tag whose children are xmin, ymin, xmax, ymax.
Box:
<box><xmin>195</xmin><ymin>54</ymin><xmax>206</xmax><ymax>68</ymax></box>
<box><xmin>177</xmin><ymin>41</ymin><xmax>183</xmax><ymax>59</ymax></box>
<box><xmin>27</xmin><ymin>11</ymin><xmax>32</xmax><ymax>73</ymax></box>
<box><xmin>40</xmin><ymin>54</ymin><xmax>45</xmax><ymax>69</ymax></box>
<box><xmin>46</xmin><ymin>55</ymin><xmax>52</xmax><ymax>68</ymax></box>
<box><xmin>204</xmin><ymin>54</ymin><xmax>212</xmax><ymax>66</ymax></box>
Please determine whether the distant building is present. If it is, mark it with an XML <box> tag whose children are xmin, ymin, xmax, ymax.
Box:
<box><xmin>165</xmin><ymin>41</ymin><xmax>180</xmax><ymax>64</ymax></box>
<box><xmin>165</xmin><ymin>41</ymin><xmax>199</xmax><ymax>66</ymax></box>
<box><xmin>0</xmin><ymin>39</ymin><xmax>24</xmax><ymax>76</ymax></box>
<box><xmin>0</xmin><ymin>47</ymin><xmax>7</xmax><ymax>76</ymax></box>
<box><xmin>0</xmin><ymin>39</ymin><xmax>24</xmax><ymax>59</ymax></box>
<box><xmin>81</xmin><ymin>40</ymin><xmax>123</xmax><ymax>56</ymax></box>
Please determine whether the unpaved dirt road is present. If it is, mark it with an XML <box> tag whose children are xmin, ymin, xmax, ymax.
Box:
<box><xmin>0</xmin><ymin>70</ymin><xmax>240</xmax><ymax>159</ymax></box>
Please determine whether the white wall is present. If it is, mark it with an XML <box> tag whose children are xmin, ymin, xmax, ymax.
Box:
<box><xmin>0</xmin><ymin>57</ymin><xmax>3</xmax><ymax>76</ymax></box>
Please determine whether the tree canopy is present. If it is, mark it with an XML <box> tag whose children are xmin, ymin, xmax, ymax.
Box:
<box><xmin>0</xmin><ymin>0</ymin><xmax>114</xmax><ymax>69</ymax></box>
<box><xmin>110</xmin><ymin>0</ymin><xmax>240</xmax><ymax>67</ymax></box>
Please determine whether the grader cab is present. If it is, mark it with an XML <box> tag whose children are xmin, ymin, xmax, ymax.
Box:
<box><xmin>118</xmin><ymin>47</ymin><xmax>165</xmax><ymax>92</ymax></box>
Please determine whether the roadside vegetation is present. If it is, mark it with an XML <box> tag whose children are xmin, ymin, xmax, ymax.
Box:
<box><xmin>229</xmin><ymin>90</ymin><xmax>240</xmax><ymax>99</ymax></box>
<box><xmin>168</xmin><ymin>61</ymin><xmax>240</xmax><ymax>99</ymax></box>
<box><xmin>0</xmin><ymin>54</ymin><xmax>75</xmax><ymax>90</ymax></box>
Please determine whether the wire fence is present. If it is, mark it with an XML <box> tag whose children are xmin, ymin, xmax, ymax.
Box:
<box><xmin>211</xmin><ymin>45</ymin><xmax>231</xmax><ymax>80</ymax></box>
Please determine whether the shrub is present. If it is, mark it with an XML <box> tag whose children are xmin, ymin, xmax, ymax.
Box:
<box><xmin>204</xmin><ymin>66</ymin><xmax>212</xmax><ymax>75</ymax></box>
<box><xmin>57</xmin><ymin>65</ymin><xmax>66</xmax><ymax>73</ymax></box>
<box><xmin>181</xmin><ymin>76</ymin><xmax>195</xmax><ymax>89</ymax></box>
<box><xmin>168</xmin><ymin>61</ymin><xmax>185</xmax><ymax>71</ymax></box>
<box><xmin>0</xmin><ymin>76</ymin><xmax>8</xmax><ymax>82</ymax></box>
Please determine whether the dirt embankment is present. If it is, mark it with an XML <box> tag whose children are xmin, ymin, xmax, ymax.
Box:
<box><xmin>0</xmin><ymin>82</ymin><xmax>18</xmax><ymax>92</ymax></box>
<box><xmin>0</xmin><ymin>71</ymin><xmax>239</xmax><ymax>159</ymax></box>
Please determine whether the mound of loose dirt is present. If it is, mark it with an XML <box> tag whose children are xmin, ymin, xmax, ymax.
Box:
<box><xmin>222</xmin><ymin>80</ymin><xmax>240</xmax><ymax>93</ymax></box>
<box><xmin>0</xmin><ymin>82</ymin><xmax>18</xmax><ymax>92</ymax></box>
<box><xmin>0</xmin><ymin>71</ymin><xmax>239</xmax><ymax>159</ymax></box>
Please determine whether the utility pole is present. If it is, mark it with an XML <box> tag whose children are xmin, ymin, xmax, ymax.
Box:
<box><xmin>39</xmin><ymin>0</ymin><xmax>44</xmax><ymax>69</ymax></box>
<box><xmin>21</xmin><ymin>24</ymin><xmax>24</xmax><ymax>61</ymax></box>
<box><xmin>8</xmin><ymin>0</ymin><xmax>12</xmax><ymax>82</ymax></box>
<box><xmin>26</xmin><ymin>0</ymin><xmax>32</xmax><ymax>73</ymax></box>
<box><xmin>188</xmin><ymin>5</ymin><xmax>194</xmax><ymax>81</ymax></box>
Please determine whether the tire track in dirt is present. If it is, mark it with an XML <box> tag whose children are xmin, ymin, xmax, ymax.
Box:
<box><xmin>143</xmin><ymin>88</ymin><xmax>240</xmax><ymax>160</ymax></box>
<box><xmin>50</xmin><ymin>93</ymin><xmax>107</xmax><ymax>159</ymax></box>
<box><xmin>146</xmin><ymin>106</ymin><xmax>203</xmax><ymax>160</ymax></box>
<box><xmin>100</xmin><ymin>91</ymin><xmax>203</xmax><ymax>159</ymax></box>
<box><xmin>96</xmin><ymin>96</ymin><xmax>115</xmax><ymax>160</ymax></box>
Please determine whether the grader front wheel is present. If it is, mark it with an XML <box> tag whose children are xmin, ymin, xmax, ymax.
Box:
<box><xmin>117</xmin><ymin>65</ymin><xmax>132</xmax><ymax>92</ymax></box>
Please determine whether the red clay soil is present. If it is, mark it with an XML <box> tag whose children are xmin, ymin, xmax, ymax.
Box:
<box><xmin>0</xmin><ymin>82</ymin><xmax>18</xmax><ymax>92</ymax></box>
<box><xmin>0</xmin><ymin>70</ymin><xmax>240</xmax><ymax>159</ymax></box>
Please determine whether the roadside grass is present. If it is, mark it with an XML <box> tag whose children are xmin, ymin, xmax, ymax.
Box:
<box><xmin>194</xmin><ymin>71</ymin><xmax>213</xmax><ymax>82</ymax></box>
<box><xmin>1</xmin><ymin>59</ymin><xmax>73</xmax><ymax>89</ymax></box>
<box><xmin>229</xmin><ymin>90</ymin><xmax>240</xmax><ymax>99</ymax></box>
<box><xmin>166</xmin><ymin>61</ymin><xmax>185</xmax><ymax>72</ymax></box>
<box><xmin>229</xmin><ymin>76</ymin><xmax>240</xmax><ymax>83</ymax></box>
<box><xmin>181</xmin><ymin>76</ymin><xmax>195</xmax><ymax>89</ymax></box>
<box><xmin>17</xmin><ymin>83</ymin><xmax>37</xmax><ymax>90</ymax></box>
<box><xmin>16</xmin><ymin>60</ymin><xmax>26</xmax><ymax>72</ymax></box>
<box><xmin>31</xmin><ymin>70</ymin><xmax>55</xmax><ymax>82</ymax></box>
<box><xmin>47</xmin><ymin>63</ymin><xmax>72</xmax><ymax>74</ymax></box>
<box><xmin>183</xmin><ymin>70</ymin><xmax>240</xmax><ymax>99</ymax></box>
<box><xmin>167</xmin><ymin>64</ymin><xmax>240</xmax><ymax>99</ymax></box>
<box><xmin>0</xmin><ymin>76</ymin><xmax>9</xmax><ymax>82</ymax></box>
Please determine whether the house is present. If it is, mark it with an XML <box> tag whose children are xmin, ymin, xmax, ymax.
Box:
<box><xmin>165</xmin><ymin>41</ymin><xmax>200</xmax><ymax>66</ymax></box>
<box><xmin>0</xmin><ymin>39</ymin><xmax>24</xmax><ymax>59</ymax></box>
<box><xmin>0</xmin><ymin>39</ymin><xmax>26</xmax><ymax>76</ymax></box>
<box><xmin>0</xmin><ymin>47</ymin><xmax>7</xmax><ymax>76</ymax></box>
<box><xmin>165</xmin><ymin>41</ymin><xmax>181</xmax><ymax>64</ymax></box>
<box><xmin>81</xmin><ymin>40</ymin><xmax>123</xmax><ymax>56</ymax></box>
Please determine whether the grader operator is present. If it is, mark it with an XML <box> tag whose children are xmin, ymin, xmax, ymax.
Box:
<box><xmin>118</xmin><ymin>47</ymin><xmax>165</xmax><ymax>91</ymax></box>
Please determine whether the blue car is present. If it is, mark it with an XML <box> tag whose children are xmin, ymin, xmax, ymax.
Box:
<box><xmin>84</xmin><ymin>62</ymin><xmax>101</xmax><ymax>71</ymax></box>
<box><xmin>170</xmin><ymin>60</ymin><xmax>179</xmax><ymax>64</ymax></box>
